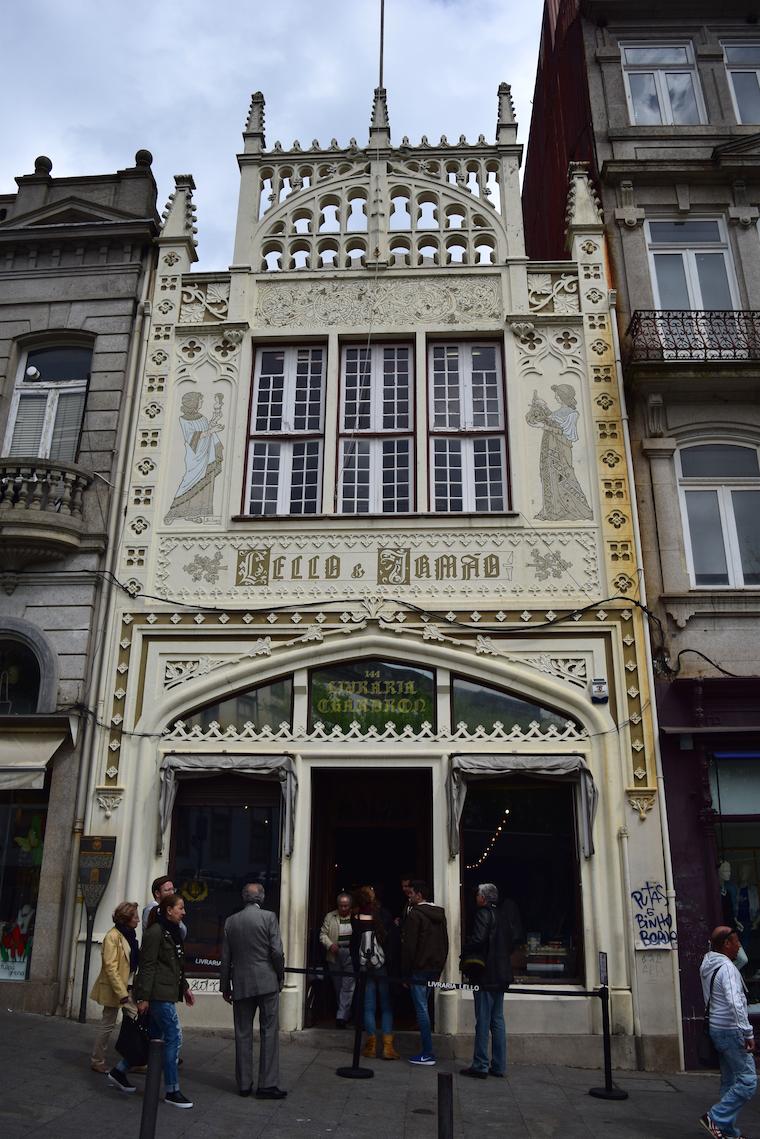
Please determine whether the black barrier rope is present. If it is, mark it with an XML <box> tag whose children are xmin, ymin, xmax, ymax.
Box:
<box><xmin>284</xmin><ymin>964</ymin><xmax>628</xmax><ymax>1100</ymax></box>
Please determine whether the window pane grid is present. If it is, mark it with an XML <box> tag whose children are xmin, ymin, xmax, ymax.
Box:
<box><xmin>382</xmin><ymin>347</ymin><xmax>410</xmax><ymax>430</ymax></box>
<box><xmin>433</xmin><ymin>438</ymin><xmax>463</xmax><ymax>512</ymax></box>
<box><xmin>343</xmin><ymin>348</ymin><xmax>372</xmax><ymax>430</ymax></box>
<box><xmin>381</xmin><ymin>439</ymin><xmax>411</xmax><ymax>512</ymax></box>
<box><xmin>289</xmin><ymin>440</ymin><xmax>321</xmax><ymax>514</ymax></box>
<box><xmin>255</xmin><ymin>352</ymin><xmax>285</xmax><ymax>431</ymax></box>
<box><xmin>470</xmin><ymin>347</ymin><xmax>502</xmax><ymax>428</ymax></box>
<box><xmin>472</xmin><ymin>438</ymin><xmax>505</xmax><ymax>511</ymax></box>
<box><xmin>340</xmin><ymin>440</ymin><xmax>371</xmax><ymax>513</ymax></box>
<box><xmin>293</xmin><ymin>349</ymin><xmax>324</xmax><ymax>431</ymax></box>
<box><xmin>681</xmin><ymin>446</ymin><xmax>760</xmax><ymax>588</ymax></box>
<box><xmin>248</xmin><ymin>442</ymin><xmax>281</xmax><ymax>515</ymax></box>
<box><xmin>432</xmin><ymin>345</ymin><xmax>461</xmax><ymax>429</ymax></box>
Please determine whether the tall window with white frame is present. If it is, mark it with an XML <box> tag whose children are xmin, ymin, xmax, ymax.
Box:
<box><xmin>337</xmin><ymin>343</ymin><xmax>413</xmax><ymax>513</ymax></box>
<box><xmin>621</xmin><ymin>43</ymin><xmax>704</xmax><ymax>125</ymax></box>
<box><xmin>647</xmin><ymin>220</ymin><xmax>736</xmax><ymax>310</ymax></box>
<box><xmin>724</xmin><ymin>43</ymin><xmax>760</xmax><ymax>124</ymax></box>
<box><xmin>679</xmin><ymin>443</ymin><xmax>760</xmax><ymax>588</ymax></box>
<box><xmin>429</xmin><ymin>342</ymin><xmax>508</xmax><ymax>512</ymax></box>
<box><xmin>245</xmin><ymin>345</ymin><xmax>325</xmax><ymax>515</ymax></box>
<box><xmin>4</xmin><ymin>345</ymin><xmax>92</xmax><ymax>463</ymax></box>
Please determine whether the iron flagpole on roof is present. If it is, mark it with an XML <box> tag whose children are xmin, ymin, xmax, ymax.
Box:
<box><xmin>379</xmin><ymin>0</ymin><xmax>385</xmax><ymax>88</ymax></box>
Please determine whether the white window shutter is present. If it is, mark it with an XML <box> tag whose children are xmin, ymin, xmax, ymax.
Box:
<box><xmin>8</xmin><ymin>394</ymin><xmax>47</xmax><ymax>457</ymax></box>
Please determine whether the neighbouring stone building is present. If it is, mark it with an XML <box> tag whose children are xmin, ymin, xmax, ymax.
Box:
<box><xmin>524</xmin><ymin>0</ymin><xmax>760</xmax><ymax>1066</ymax></box>
<box><xmin>0</xmin><ymin>154</ymin><xmax>158</xmax><ymax>1011</ymax></box>
<box><xmin>75</xmin><ymin>83</ymin><xmax>679</xmax><ymax>1067</ymax></box>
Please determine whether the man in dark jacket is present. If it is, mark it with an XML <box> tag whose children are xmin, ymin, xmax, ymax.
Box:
<box><xmin>220</xmin><ymin>883</ymin><xmax>286</xmax><ymax>1100</ymax></box>
<box><xmin>460</xmin><ymin>883</ymin><xmax>513</xmax><ymax>1078</ymax></box>
<box><xmin>401</xmin><ymin>879</ymin><xmax>449</xmax><ymax>1066</ymax></box>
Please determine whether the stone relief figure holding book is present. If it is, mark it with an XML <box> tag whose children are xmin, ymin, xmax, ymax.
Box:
<box><xmin>525</xmin><ymin>384</ymin><xmax>593</xmax><ymax>521</ymax></box>
<box><xmin>165</xmin><ymin>391</ymin><xmax>224</xmax><ymax>524</ymax></box>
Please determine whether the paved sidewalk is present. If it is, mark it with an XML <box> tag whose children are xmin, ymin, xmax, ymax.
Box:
<box><xmin>2</xmin><ymin>1009</ymin><xmax>760</xmax><ymax>1138</ymax></box>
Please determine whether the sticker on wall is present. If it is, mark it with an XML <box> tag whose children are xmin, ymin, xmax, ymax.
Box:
<box><xmin>165</xmin><ymin>391</ymin><xmax>224</xmax><ymax>525</ymax></box>
<box><xmin>526</xmin><ymin>384</ymin><xmax>593</xmax><ymax>521</ymax></box>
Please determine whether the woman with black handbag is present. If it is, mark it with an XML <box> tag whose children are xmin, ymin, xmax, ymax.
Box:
<box><xmin>89</xmin><ymin>900</ymin><xmax>141</xmax><ymax>1088</ymax></box>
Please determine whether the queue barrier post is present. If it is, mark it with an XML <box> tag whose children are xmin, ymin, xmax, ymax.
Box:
<box><xmin>437</xmin><ymin>1071</ymin><xmax>454</xmax><ymax>1139</ymax></box>
<box><xmin>336</xmin><ymin>968</ymin><xmax>374</xmax><ymax>1080</ymax></box>
<box><xmin>138</xmin><ymin>1038</ymin><xmax>164</xmax><ymax>1139</ymax></box>
<box><xmin>588</xmin><ymin>983</ymin><xmax>628</xmax><ymax>1101</ymax></box>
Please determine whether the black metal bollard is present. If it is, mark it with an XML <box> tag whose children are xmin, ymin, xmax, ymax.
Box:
<box><xmin>139</xmin><ymin>1038</ymin><xmax>164</xmax><ymax>1139</ymax></box>
<box><xmin>336</xmin><ymin>969</ymin><xmax>373</xmax><ymax>1079</ymax></box>
<box><xmin>588</xmin><ymin>985</ymin><xmax>628</xmax><ymax>1101</ymax></box>
<box><xmin>437</xmin><ymin>1071</ymin><xmax>454</xmax><ymax>1139</ymax></box>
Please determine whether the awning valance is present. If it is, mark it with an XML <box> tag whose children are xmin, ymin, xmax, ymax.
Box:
<box><xmin>447</xmin><ymin>753</ymin><xmax>598</xmax><ymax>860</ymax></box>
<box><xmin>157</xmin><ymin>754</ymin><xmax>297</xmax><ymax>857</ymax></box>
<box><xmin>0</xmin><ymin>715</ymin><xmax>76</xmax><ymax>790</ymax></box>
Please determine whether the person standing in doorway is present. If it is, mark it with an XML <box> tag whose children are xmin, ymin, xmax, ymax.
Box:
<box><xmin>142</xmin><ymin>876</ymin><xmax>187</xmax><ymax>940</ymax></box>
<box><xmin>699</xmin><ymin>925</ymin><xmax>756</xmax><ymax>1138</ymax></box>
<box><xmin>402</xmin><ymin>880</ymin><xmax>448</xmax><ymax>1066</ymax></box>
<box><xmin>134</xmin><ymin>894</ymin><xmax>195</xmax><ymax>1109</ymax></box>
<box><xmin>460</xmin><ymin>883</ymin><xmax>513</xmax><ymax>1079</ymax></box>
<box><xmin>220</xmin><ymin>882</ymin><xmax>287</xmax><ymax>1100</ymax></box>
<box><xmin>320</xmin><ymin>892</ymin><xmax>356</xmax><ymax>1028</ymax></box>
<box><xmin>351</xmin><ymin>885</ymin><xmax>399</xmax><ymax>1061</ymax></box>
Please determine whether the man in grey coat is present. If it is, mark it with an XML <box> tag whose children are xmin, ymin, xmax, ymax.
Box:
<box><xmin>220</xmin><ymin>882</ymin><xmax>286</xmax><ymax>1099</ymax></box>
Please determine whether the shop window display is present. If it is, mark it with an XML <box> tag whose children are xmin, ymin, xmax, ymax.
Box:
<box><xmin>460</xmin><ymin>778</ymin><xmax>583</xmax><ymax>983</ymax></box>
<box><xmin>170</xmin><ymin>779</ymin><xmax>281</xmax><ymax>979</ymax></box>
<box><xmin>0</xmin><ymin>802</ymin><xmax>47</xmax><ymax>981</ymax></box>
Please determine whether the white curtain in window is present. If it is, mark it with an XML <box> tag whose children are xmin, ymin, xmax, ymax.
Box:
<box><xmin>157</xmin><ymin>754</ymin><xmax>297</xmax><ymax>857</ymax></box>
<box><xmin>447</xmin><ymin>753</ymin><xmax>598</xmax><ymax>860</ymax></box>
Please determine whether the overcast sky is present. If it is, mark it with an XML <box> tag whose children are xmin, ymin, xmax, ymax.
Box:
<box><xmin>3</xmin><ymin>0</ymin><xmax>544</xmax><ymax>269</ymax></box>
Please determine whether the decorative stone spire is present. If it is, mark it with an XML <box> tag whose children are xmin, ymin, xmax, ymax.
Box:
<box><xmin>158</xmin><ymin>174</ymin><xmax>198</xmax><ymax>266</ymax></box>
<box><xmin>243</xmin><ymin>91</ymin><xmax>266</xmax><ymax>154</ymax></box>
<box><xmin>565</xmin><ymin>162</ymin><xmax>603</xmax><ymax>244</ymax></box>
<box><xmin>496</xmin><ymin>82</ymin><xmax>517</xmax><ymax>144</ymax></box>
<box><xmin>369</xmin><ymin>86</ymin><xmax>391</xmax><ymax>147</ymax></box>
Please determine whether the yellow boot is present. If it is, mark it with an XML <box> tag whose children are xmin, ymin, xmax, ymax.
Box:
<box><xmin>362</xmin><ymin>1034</ymin><xmax>377</xmax><ymax>1058</ymax></box>
<box><xmin>382</xmin><ymin>1034</ymin><xmax>400</xmax><ymax>1060</ymax></box>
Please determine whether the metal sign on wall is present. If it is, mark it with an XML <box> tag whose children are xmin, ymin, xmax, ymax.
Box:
<box><xmin>77</xmin><ymin>836</ymin><xmax>116</xmax><ymax>915</ymax></box>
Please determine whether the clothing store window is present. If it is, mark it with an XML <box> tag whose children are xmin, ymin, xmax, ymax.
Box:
<box><xmin>338</xmin><ymin>344</ymin><xmax>414</xmax><ymax>514</ymax></box>
<box><xmin>428</xmin><ymin>342</ymin><xmax>508</xmax><ymax>512</ymax></box>
<box><xmin>460</xmin><ymin>777</ymin><xmax>583</xmax><ymax>983</ymax></box>
<box><xmin>724</xmin><ymin>44</ymin><xmax>760</xmax><ymax>124</ymax></box>
<box><xmin>172</xmin><ymin>676</ymin><xmax>293</xmax><ymax>732</ymax></box>
<box><xmin>170</xmin><ymin>777</ymin><xmax>281</xmax><ymax>978</ymax></box>
<box><xmin>0</xmin><ymin>798</ymin><xmax>47</xmax><ymax>981</ymax></box>
<box><xmin>678</xmin><ymin>444</ymin><xmax>760</xmax><ymax>588</ymax></box>
<box><xmin>621</xmin><ymin>43</ymin><xmax>704</xmax><ymax>125</ymax></box>
<box><xmin>0</xmin><ymin>640</ymin><xmax>41</xmax><ymax>714</ymax></box>
<box><xmin>245</xmin><ymin>345</ymin><xmax>325</xmax><ymax>515</ymax></box>
<box><xmin>309</xmin><ymin>658</ymin><xmax>435</xmax><ymax>733</ymax></box>
<box><xmin>452</xmin><ymin>676</ymin><xmax>578</xmax><ymax>732</ymax></box>
<box><xmin>712</xmin><ymin>752</ymin><xmax>760</xmax><ymax>1006</ymax></box>
<box><xmin>4</xmin><ymin>345</ymin><xmax>91</xmax><ymax>463</ymax></box>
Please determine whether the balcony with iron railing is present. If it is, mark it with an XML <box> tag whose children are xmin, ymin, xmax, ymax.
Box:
<box><xmin>626</xmin><ymin>310</ymin><xmax>760</xmax><ymax>365</ymax></box>
<box><xmin>0</xmin><ymin>457</ymin><xmax>95</xmax><ymax>577</ymax></box>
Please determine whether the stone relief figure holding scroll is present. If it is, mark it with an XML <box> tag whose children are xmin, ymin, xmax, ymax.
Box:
<box><xmin>525</xmin><ymin>384</ymin><xmax>593</xmax><ymax>522</ymax></box>
<box><xmin>165</xmin><ymin>391</ymin><xmax>224</xmax><ymax>524</ymax></box>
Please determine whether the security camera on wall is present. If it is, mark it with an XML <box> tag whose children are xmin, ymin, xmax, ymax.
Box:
<box><xmin>25</xmin><ymin>365</ymin><xmax>41</xmax><ymax>381</ymax></box>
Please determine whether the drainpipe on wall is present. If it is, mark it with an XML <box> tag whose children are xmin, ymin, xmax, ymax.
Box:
<box><xmin>56</xmin><ymin>250</ymin><xmax>156</xmax><ymax>1016</ymax></box>
<box><xmin>608</xmin><ymin>291</ymin><xmax>685</xmax><ymax>1070</ymax></box>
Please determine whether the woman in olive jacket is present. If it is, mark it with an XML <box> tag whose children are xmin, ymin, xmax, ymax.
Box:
<box><xmin>133</xmin><ymin>893</ymin><xmax>195</xmax><ymax>1109</ymax></box>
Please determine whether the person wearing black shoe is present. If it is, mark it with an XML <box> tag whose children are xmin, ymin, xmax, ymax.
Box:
<box><xmin>459</xmin><ymin>883</ymin><xmax>515</xmax><ymax>1080</ymax></box>
<box><xmin>133</xmin><ymin>893</ymin><xmax>195</xmax><ymax>1110</ymax></box>
<box><xmin>221</xmin><ymin>882</ymin><xmax>286</xmax><ymax>1099</ymax></box>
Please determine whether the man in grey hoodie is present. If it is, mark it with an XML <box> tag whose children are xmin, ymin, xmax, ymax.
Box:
<box><xmin>698</xmin><ymin>925</ymin><xmax>756</xmax><ymax>1139</ymax></box>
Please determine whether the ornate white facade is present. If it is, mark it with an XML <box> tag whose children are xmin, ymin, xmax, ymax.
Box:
<box><xmin>76</xmin><ymin>86</ymin><xmax>680</xmax><ymax>1067</ymax></box>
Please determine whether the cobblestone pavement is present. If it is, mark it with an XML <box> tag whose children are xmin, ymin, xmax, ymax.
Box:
<box><xmin>2</xmin><ymin>1010</ymin><xmax>760</xmax><ymax>1138</ymax></box>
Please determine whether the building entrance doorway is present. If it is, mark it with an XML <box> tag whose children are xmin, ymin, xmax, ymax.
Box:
<box><xmin>307</xmin><ymin>767</ymin><xmax>432</xmax><ymax>1027</ymax></box>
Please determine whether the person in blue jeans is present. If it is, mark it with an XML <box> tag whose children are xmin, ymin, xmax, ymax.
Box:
<box><xmin>401</xmin><ymin>880</ymin><xmax>449</xmax><ymax>1066</ymax></box>
<box><xmin>459</xmin><ymin>884</ymin><xmax>515</xmax><ymax>1079</ymax></box>
<box><xmin>134</xmin><ymin>893</ymin><xmax>196</xmax><ymax>1109</ymax></box>
<box><xmin>352</xmin><ymin>885</ymin><xmax>400</xmax><ymax>1060</ymax></box>
<box><xmin>699</xmin><ymin>925</ymin><xmax>757</xmax><ymax>1139</ymax></box>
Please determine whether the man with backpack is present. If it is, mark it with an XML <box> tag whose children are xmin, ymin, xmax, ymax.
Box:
<box><xmin>460</xmin><ymin>883</ymin><xmax>514</xmax><ymax>1079</ymax></box>
<box><xmin>401</xmin><ymin>880</ymin><xmax>449</xmax><ymax>1066</ymax></box>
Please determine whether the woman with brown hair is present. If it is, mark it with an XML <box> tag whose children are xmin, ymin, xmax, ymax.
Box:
<box><xmin>89</xmin><ymin>900</ymin><xmax>140</xmax><ymax>1081</ymax></box>
<box><xmin>352</xmin><ymin>885</ymin><xmax>399</xmax><ymax>1060</ymax></box>
<box><xmin>134</xmin><ymin>893</ymin><xmax>195</xmax><ymax>1109</ymax></box>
